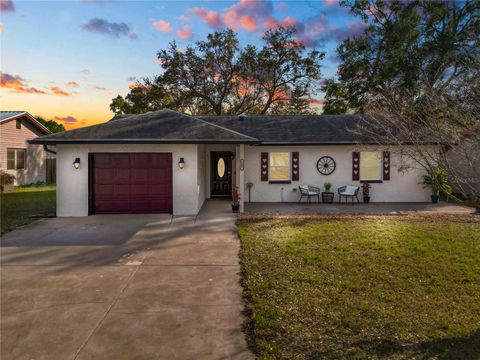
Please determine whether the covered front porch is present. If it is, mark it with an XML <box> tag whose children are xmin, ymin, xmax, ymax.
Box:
<box><xmin>201</xmin><ymin>143</ymin><xmax>246</xmax><ymax>212</ymax></box>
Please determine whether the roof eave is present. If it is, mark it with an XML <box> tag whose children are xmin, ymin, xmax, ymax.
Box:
<box><xmin>257</xmin><ymin>141</ymin><xmax>440</xmax><ymax>146</ymax></box>
<box><xmin>29</xmin><ymin>138</ymin><xmax>260</xmax><ymax>145</ymax></box>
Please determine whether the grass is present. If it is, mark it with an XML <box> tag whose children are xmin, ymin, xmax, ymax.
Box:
<box><xmin>1</xmin><ymin>185</ymin><xmax>56</xmax><ymax>234</ymax></box>
<box><xmin>238</xmin><ymin>214</ymin><xmax>480</xmax><ymax>359</ymax></box>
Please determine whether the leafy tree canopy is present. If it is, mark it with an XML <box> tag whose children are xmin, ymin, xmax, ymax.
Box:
<box><xmin>111</xmin><ymin>27</ymin><xmax>324</xmax><ymax>115</ymax></box>
<box><xmin>35</xmin><ymin>117</ymin><xmax>65</xmax><ymax>133</ymax></box>
<box><xmin>323</xmin><ymin>0</ymin><xmax>480</xmax><ymax>114</ymax></box>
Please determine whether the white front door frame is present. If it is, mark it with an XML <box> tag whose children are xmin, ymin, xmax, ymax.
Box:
<box><xmin>236</xmin><ymin>144</ymin><xmax>245</xmax><ymax>212</ymax></box>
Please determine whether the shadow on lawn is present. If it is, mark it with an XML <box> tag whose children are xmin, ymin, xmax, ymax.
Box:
<box><xmin>313</xmin><ymin>329</ymin><xmax>480</xmax><ymax>360</ymax></box>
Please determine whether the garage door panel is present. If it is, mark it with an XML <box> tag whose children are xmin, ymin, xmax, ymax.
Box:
<box><xmin>95</xmin><ymin>184</ymin><xmax>114</xmax><ymax>196</ymax></box>
<box><xmin>95</xmin><ymin>169</ymin><xmax>114</xmax><ymax>182</ymax></box>
<box><xmin>131</xmin><ymin>154</ymin><xmax>151</xmax><ymax>167</ymax></box>
<box><xmin>94</xmin><ymin>154</ymin><xmax>113</xmax><ymax>168</ymax></box>
<box><xmin>114</xmin><ymin>168</ymin><xmax>131</xmax><ymax>182</ymax></box>
<box><xmin>133</xmin><ymin>168</ymin><xmax>149</xmax><ymax>181</ymax></box>
<box><xmin>111</xmin><ymin>154</ymin><xmax>130</xmax><ymax>167</ymax></box>
<box><xmin>132</xmin><ymin>184</ymin><xmax>149</xmax><ymax>196</ymax></box>
<box><xmin>92</xmin><ymin>153</ymin><xmax>172</xmax><ymax>214</ymax></box>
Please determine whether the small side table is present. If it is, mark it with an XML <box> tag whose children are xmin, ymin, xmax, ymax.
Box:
<box><xmin>322</xmin><ymin>192</ymin><xmax>334</xmax><ymax>204</ymax></box>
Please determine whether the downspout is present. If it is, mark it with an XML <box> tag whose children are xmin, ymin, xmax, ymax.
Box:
<box><xmin>43</xmin><ymin>144</ymin><xmax>56</xmax><ymax>155</ymax></box>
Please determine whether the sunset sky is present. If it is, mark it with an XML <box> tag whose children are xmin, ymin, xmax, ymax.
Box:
<box><xmin>1</xmin><ymin>0</ymin><xmax>363</xmax><ymax>129</ymax></box>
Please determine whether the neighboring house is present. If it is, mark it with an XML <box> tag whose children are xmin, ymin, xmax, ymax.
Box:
<box><xmin>30</xmin><ymin>109</ymin><xmax>431</xmax><ymax>216</ymax></box>
<box><xmin>0</xmin><ymin>111</ymin><xmax>55</xmax><ymax>185</ymax></box>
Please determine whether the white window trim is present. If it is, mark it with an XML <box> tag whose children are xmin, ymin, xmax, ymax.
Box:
<box><xmin>7</xmin><ymin>148</ymin><xmax>27</xmax><ymax>170</ymax></box>
<box><xmin>269</xmin><ymin>152</ymin><xmax>291</xmax><ymax>181</ymax></box>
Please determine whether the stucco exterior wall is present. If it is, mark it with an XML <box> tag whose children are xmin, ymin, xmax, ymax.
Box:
<box><xmin>243</xmin><ymin>145</ymin><xmax>431</xmax><ymax>203</ymax></box>
<box><xmin>56</xmin><ymin>143</ymin><xmax>199</xmax><ymax>216</ymax></box>
<box><xmin>197</xmin><ymin>144</ymin><xmax>207</xmax><ymax>212</ymax></box>
<box><xmin>0</xmin><ymin>118</ymin><xmax>52</xmax><ymax>185</ymax></box>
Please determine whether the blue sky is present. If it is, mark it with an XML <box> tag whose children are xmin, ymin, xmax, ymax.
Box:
<box><xmin>1</xmin><ymin>0</ymin><xmax>362</xmax><ymax>128</ymax></box>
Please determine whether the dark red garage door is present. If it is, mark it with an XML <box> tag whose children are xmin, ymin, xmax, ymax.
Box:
<box><xmin>91</xmin><ymin>153</ymin><xmax>172</xmax><ymax>214</ymax></box>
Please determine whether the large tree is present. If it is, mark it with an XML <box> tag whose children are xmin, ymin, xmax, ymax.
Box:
<box><xmin>322</xmin><ymin>0</ymin><xmax>480</xmax><ymax>114</ymax></box>
<box><xmin>35</xmin><ymin>117</ymin><xmax>65</xmax><ymax>133</ymax></box>
<box><xmin>111</xmin><ymin>27</ymin><xmax>324</xmax><ymax>115</ymax></box>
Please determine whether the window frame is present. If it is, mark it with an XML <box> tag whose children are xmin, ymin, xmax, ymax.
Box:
<box><xmin>269</xmin><ymin>152</ymin><xmax>291</xmax><ymax>182</ymax></box>
<box><xmin>6</xmin><ymin>148</ymin><xmax>27</xmax><ymax>170</ymax></box>
<box><xmin>359</xmin><ymin>151</ymin><xmax>382</xmax><ymax>181</ymax></box>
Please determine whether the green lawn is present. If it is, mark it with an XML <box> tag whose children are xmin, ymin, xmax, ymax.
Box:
<box><xmin>1</xmin><ymin>185</ymin><xmax>56</xmax><ymax>234</ymax></box>
<box><xmin>238</xmin><ymin>214</ymin><xmax>480</xmax><ymax>359</ymax></box>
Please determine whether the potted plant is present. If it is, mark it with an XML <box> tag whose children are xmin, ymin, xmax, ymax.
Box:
<box><xmin>0</xmin><ymin>171</ymin><xmax>15</xmax><ymax>193</ymax></box>
<box><xmin>321</xmin><ymin>182</ymin><xmax>334</xmax><ymax>203</ymax></box>
<box><xmin>421</xmin><ymin>167</ymin><xmax>452</xmax><ymax>203</ymax></box>
<box><xmin>362</xmin><ymin>182</ymin><xmax>371</xmax><ymax>203</ymax></box>
<box><xmin>231</xmin><ymin>187</ymin><xmax>240</xmax><ymax>213</ymax></box>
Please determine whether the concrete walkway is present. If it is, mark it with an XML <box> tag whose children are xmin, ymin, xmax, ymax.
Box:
<box><xmin>1</xmin><ymin>200</ymin><xmax>252</xmax><ymax>360</ymax></box>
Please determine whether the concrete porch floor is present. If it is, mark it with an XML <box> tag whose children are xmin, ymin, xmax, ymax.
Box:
<box><xmin>244</xmin><ymin>201</ymin><xmax>475</xmax><ymax>215</ymax></box>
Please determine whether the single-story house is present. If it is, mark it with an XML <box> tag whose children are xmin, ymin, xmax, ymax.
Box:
<box><xmin>1</xmin><ymin>111</ymin><xmax>55</xmax><ymax>185</ymax></box>
<box><xmin>30</xmin><ymin>109</ymin><xmax>431</xmax><ymax>216</ymax></box>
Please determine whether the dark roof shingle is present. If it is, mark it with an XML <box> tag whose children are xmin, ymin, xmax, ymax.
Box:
<box><xmin>30</xmin><ymin>109</ymin><xmax>386</xmax><ymax>145</ymax></box>
<box><xmin>199</xmin><ymin>114</ymin><xmax>369</xmax><ymax>144</ymax></box>
<box><xmin>30</xmin><ymin>109</ymin><xmax>258</xmax><ymax>144</ymax></box>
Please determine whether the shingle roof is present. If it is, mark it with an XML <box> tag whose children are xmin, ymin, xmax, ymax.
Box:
<box><xmin>30</xmin><ymin>109</ymin><xmax>258</xmax><ymax>144</ymax></box>
<box><xmin>1</xmin><ymin>111</ymin><xmax>51</xmax><ymax>135</ymax></box>
<box><xmin>0</xmin><ymin>111</ymin><xmax>27</xmax><ymax>122</ymax></box>
<box><xmin>199</xmin><ymin>114</ymin><xmax>371</xmax><ymax>144</ymax></box>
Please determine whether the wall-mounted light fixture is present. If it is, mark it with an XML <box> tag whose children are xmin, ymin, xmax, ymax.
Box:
<box><xmin>178</xmin><ymin>157</ymin><xmax>185</xmax><ymax>169</ymax></box>
<box><xmin>73</xmin><ymin>157</ymin><xmax>81</xmax><ymax>169</ymax></box>
<box><xmin>240</xmin><ymin>159</ymin><xmax>244</xmax><ymax>171</ymax></box>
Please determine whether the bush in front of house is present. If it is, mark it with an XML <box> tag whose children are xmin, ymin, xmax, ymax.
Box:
<box><xmin>0</xmin><ymin>171</ymin><xmax>15</xmax><ymax>192</ymax></box>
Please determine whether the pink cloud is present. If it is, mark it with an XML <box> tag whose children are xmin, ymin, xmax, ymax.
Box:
<box><xmin>65</xmin><ymin>81</ymin><xmax>79</xmax><ymax>87</ymax></box>
<box><xmin>240</xmin><ymin>15</ymin><xmax>257</xmax><ymax>31</ymax></box>
<box><xmin>54</xmin><ymin>115</ymin><xmax>79</xmax><ymax>124</ymax></box>
<box><xmin>224</xmin><ymin>10</ymin><xmax>240</xmax><ymax>29</ymax></box>
<box><xmin>0</xmin><ymin>0</ymin><xmax>14</xmax><ymax>12</ymax></box>
<box><xmin>177</xmin><ymin>27</ymin><xmax>193</xmax><ymax>40</ymax></box>
<box><xmin>190</xmin><ymin>7</ymin><xmax>223</xmax><ymax>29</ymax></box>
<box><xmin>1</xmin><ymin>72</ymin><xmax>47</xmax><ymax>94</ymax></box>
<box><xmin>324</xmin><ymin>0</ymin><xmax>337</xmax><ymax>6</ymax></box>
<box><xmin>153</xmin><ymin>19</ymin><xmax>173</xmax><ymax>32</ymax></box>
<box><xmin>221</xmin><ymin>0</ymin><xmax>274</xmax><ymax>32</ymax></box>
<box><xmin>282</xmin><ymin>16</ymin><xmax>298</xmax><ymax>28</ymax></box>
<box><xmin>50</xmin><ymin>86</ymin><xmax>71</xmax><ymax>96</ymax></box>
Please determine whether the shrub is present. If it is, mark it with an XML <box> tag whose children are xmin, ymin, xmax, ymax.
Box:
<box><xmin>0</xmin><ymin>171</ymin><xmax>15</xmax><ymax>192</ymax></box>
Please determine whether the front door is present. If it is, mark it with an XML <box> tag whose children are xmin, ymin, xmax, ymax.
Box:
<box><xmin>211</xmin><ymin>152</ymin><xmax>232</xmax><ymax>197</ymax></box>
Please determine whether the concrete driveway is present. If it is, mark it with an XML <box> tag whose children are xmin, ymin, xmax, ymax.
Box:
<box><xmin>1</xmin><ymin>200</ymin><xmax>252</xmax><ymax>360</ymax></box>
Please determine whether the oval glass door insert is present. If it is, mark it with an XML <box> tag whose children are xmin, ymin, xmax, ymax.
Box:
<box><xmin>217</xmin><ymin>158</ymin><xmax>226</xmax><ymax>178</ymax></box>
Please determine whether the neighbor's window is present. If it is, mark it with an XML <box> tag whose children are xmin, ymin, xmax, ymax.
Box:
<box><xmin>360</xmin><ymin>151</ymin><xmax>382</xmax><ymax>181</ymax></box>
<box><xmin>269</xmin><ymin>152</ymin><xmax>290</xmax><ymax>181</ymax></box>
<box><xmin>7</xmin><ymin>148</ymin><xmax>26</xmax><ymax>170</ymax></box>
<box><xmin>16</xmin><ymin>120</ymin><xmax>22</xmax><ymax>129</ymax></box>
